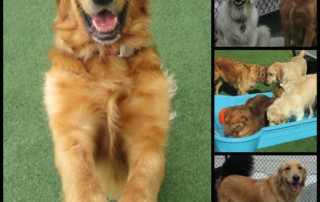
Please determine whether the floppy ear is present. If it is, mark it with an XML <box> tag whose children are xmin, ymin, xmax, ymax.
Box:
<box><xmin>301</xmin><ymin>166</ymin><xmax>307</xmax><ymax>186</ymax></box>
<box><xmin>275</xmin><ymin>165</ymin><xmax>283</xmax><ymax>187</ymax></box>
<box><xmin>276</xmin><ymin>65</ymin><xmax>284</xmax><ymax>81</ymax></box>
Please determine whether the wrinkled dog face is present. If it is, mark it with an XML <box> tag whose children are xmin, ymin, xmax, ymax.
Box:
<box><xmin>74</xmin><ymin>0</ymin><xmax>128</xmax><ymax>44</ymax></box>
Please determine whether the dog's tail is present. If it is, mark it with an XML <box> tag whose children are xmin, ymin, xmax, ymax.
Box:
<box><xmin>299</xmin><ymin>50</ymin><xmax>305</xmax><ymax>57</ymax></box>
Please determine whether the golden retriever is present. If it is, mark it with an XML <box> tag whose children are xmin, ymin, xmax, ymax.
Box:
<box><xmin>280</xmin><ymin>0</ymin><xmax>317</xmax><ymax>47</ymax></box>
<box><xmin>266</xmin><ymin>50</ymin><xmax>307</xmax><ymax>89</ymax></box>
<box><xmin>44</xmin><ymin>0</ymin><xmax>175</xmax><ymax>201</ymax></box>
<box><xmin>214</xmin><ymin>57</ymin><xmax>268</xmax><ymax>95</ymax></box>
<box><xmin>218</xmin><ymin>159</ymin><xmax>307</xmax><ymax>202</ymax></box>
<box><xmin>223</xmin><ymin>95</ymin><xmax>274</xmax><ymax>137</ymax></box>
<box><xmin>267</xmin><ymin>74</ymin><xmax>317</xmax><ymax>125</ymax></box>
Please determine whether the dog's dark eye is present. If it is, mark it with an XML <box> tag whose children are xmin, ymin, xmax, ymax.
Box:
<box><xmin>298</xmin><ymin>166</ymin><xmax>302</xmax><ymax>170</ymax></box>
<box><xmin>285</xmin><ymin>167</ymin><xmax>290</xmax><ymax>170</ymax></box>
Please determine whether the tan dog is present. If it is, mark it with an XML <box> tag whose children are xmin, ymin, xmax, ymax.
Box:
<box><xmin>266</xmin><ymin>51</ymin><xmax>307</xmax><ymax>89</ymax></box>
<box><xmin>267</xmin><ymin>74</ymin><xmax>317</xmax><ymax>125</ymax></box>
<box><xmin>218</xmin><ymin>159</ymin><xmax>307</xmax><ymax>202</ymax></box>
<box><xmin>214</xmin><ymin>57</ymin><xmax>268</xmax><ymax>95</ymax></box>
<box><xmin>44</xmin><ymin>0</ymin><xmax>175</xmax><ymax>201</ymax></box>
<box><xmin>224</xmin><ymin>95</ymin><xmax>274</xmax><ymax>137</ymax></box>
<box><xmin>280</xmin><ymin>0</ymin><xmax>317</xmax><ymax>47</ymax></box>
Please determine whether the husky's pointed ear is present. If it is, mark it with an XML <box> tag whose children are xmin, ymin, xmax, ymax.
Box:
<box><xmin>250</xmin><ymin>0</ymin><xmax>255</xmax><ymax>4</ymax></box>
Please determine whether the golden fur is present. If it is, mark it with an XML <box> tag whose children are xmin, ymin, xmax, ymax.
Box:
<box><xmin>280</xmin><ymin>0</ymin><xmax>317</xmax><ymax>47</ymax></box>
<box><xmin>44</xmin><ymin>1</ymin><xmax>174</xmax><ymax>201</ymax></box>
<box><xmin>214</xmin><ymin>57</ymin><xmax>268</xmax><ymax>95</ymax></box>
<box><xmin>266</xmin><ymin>51</ymin><xmax>307</xmax><ymax>89</ymax></box>
<box><xmin>267</xmin><ymin>74</ymin><xmax>317</xmax><ymax>125</ymax></box>
<box><xmin>218</xmin><ymin>160</ymin><xmax>307</xmax><ymax>202</ymax></box>
<box><xmin>224</xmin><ymin>95</ymin><xmax>274</xmax><ymax>137</ymax></box>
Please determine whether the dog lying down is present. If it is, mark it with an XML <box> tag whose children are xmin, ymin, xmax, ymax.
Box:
<box><xmin>223</xmin><ymin>95</ymin><xmax>274</xmax><ymax>137</ymax></box>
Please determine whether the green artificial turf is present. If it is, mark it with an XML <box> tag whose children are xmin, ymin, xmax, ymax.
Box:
<box><xmin>4</xmin><ymin>1</ymin><xmax>211</xmax><ymax>202</ymax></box>
<box><xmin>214</xmin><ymin>50</ymin><xmax>317</xmax><ymax>152</ymax></box>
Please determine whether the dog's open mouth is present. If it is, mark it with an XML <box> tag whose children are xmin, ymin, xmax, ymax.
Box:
<box><xmin>287</xmin><ymin>180</ymin><xmax>301</xmax><ymax>192</ymax></box>
<box><xmin>79</xmin><ymin>3</ymin><xmax>129</xmax><ymax>43</ymax></box>
<box><xmin>234</xmin><ymin>0</ymin><xmax>246</xmax><ymax>6</ymax></box>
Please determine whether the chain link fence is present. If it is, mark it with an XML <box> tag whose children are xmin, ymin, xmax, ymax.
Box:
<box><xmin>214</xmin><ymin>155</ymin><xmax>317</xmax><ymax>202</ymax></box>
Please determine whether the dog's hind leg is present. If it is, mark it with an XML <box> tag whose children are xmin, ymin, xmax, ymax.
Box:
<box><xmin>256</xmin><ymin>25</ymin><xmax>271</xmax><ymax>47</ymax></box>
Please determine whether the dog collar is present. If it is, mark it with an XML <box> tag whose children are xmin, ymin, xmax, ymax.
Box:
<box><xmin>95</xmin><ymin>45</ymin><xmax>139</xmax><ymax>57</ymax></box>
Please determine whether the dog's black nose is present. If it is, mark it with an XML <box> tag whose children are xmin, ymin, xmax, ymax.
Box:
<box><xmin>293</xmin><ymin>175</ymin><xmax>300</xmax><ymax>182</ymax></box>
<box><xmin>93</xmin><ymin>0</ymin><xmax>113</xmax><ymax>5</ymax></box>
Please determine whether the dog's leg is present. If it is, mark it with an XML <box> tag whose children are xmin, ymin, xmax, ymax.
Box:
<box><xmin>308</xmin><ymin>104</ymin><xmax>314</xmax><ymax>118</ymax></box>
<box><xmin>45</xmin><ymin>51</ymin><xmax>108</xmax><ymax>202</ymax></box>
<box><xmin>119</xmin><ymin>49</ymin><xmax>170</xmax><ymax>202</ymax></box>
<box><xmin>215</xmin><ymin>80</ymin><xmax>222</xmax><ymax>94</ymax></box>
<box><xmin>284</xmin><ymin>32</ymin><xmax>291</xmax><ymax>47</ymax></box>
<box><xmin>256</xmin><ymin>25</ymin><xmax>270</xmax><ymax>47</ymax></box>
<box><xmin>52</xmin><ymin>128</ymin><xmax>108</xmax><ymax>202</ymax></box>
<box><xmin>295</xmin><ymin>110</ymin><xmax>305</xmax><ymax>121</ymax></box>
<box><xmin>302</xmin><ymin>28</ymin><xmax>316</xmax><ymax>47</ymax></box>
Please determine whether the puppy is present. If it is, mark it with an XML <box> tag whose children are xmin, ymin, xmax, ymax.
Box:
<box><xmin>218</xmin><ymin>159</ymin><xmax>307</xmax><ymax>202</ymax></box>
<box><xmin>224</xmin><ymin>95</ymin><xmax>274</xmax><ymax>137</ymax></box>
<box><xmin>267</xmin><ymin>74</ymin><xmax>317</xmax><ymax>125</ymax></box>
<box><xmin>215</xmin><ymin>0</ymin><xmax>270</xmax><ymax>47</ymax></box>
<box><xmin>266</xmin><ymin>50</ymin><xmax>307</xmax><ymax>89</ymax></box>
<box><xmin>215</xmin><ymin>57</ymin><xmax>268</xmax><ymax>95</ymax></box>
<box><xmin>280</xmin><ymin>0</ymin><xmax>317</xmax><ymax>47</ymax></box>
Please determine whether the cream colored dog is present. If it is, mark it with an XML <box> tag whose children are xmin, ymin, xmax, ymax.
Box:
<box><xmin>266</xmin><ymin>51</ymin><xmax>307</xmax><ymax>89</ymax></box>
<box><xmin>267</xmin><ymin>74</ymin><xmax>317</xmax><ymax>125</ymax></box>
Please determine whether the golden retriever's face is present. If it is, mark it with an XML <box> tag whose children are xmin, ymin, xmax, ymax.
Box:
<box><xmin>54</xmin><ymin>0</ymin><xmax>151</xmax><ymax>56</ymax></box>
<box><xmin>277</xmin><ymin>160</ymin><xmax>307</xmax><ymax>193</ymax></box>
<box><xmin>72</xmin><ymin>0</ymin><xmax>128</xmax><ymax>44</ymax></box>
<box><xmin>266</xmin><ymin>63</ymin><xmax>284</xmax><ymax>85</ymax></box>
<box><xmin>267</xmin><ymin>104</ymin><xmax>287</xmax><ymax>126</ymax></box>
<box><xmin>224</xmin><ymin>106</ymin><xmax>252</xmax><ymax>137</ymax></box>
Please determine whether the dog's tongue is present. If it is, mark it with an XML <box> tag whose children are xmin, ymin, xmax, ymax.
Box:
<box><xmin>92</xmin><ymin>11</ymin><xmax>117</xmax><ymax>32</ymax></box>
<box><xmin>290</xmin><ymin>184</ymin><xmax>299</xmax><ymax>192</ymax></box>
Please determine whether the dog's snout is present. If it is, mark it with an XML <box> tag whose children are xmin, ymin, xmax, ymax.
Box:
<box><xmin>93</xmin><ymin>0</ymin><xmax>113</xmax><ymax>5</ymax></box>
<box><xmin>292</xmin><ymin>175</ymin><xmax>300</xmax><ymax>182</ymax></box>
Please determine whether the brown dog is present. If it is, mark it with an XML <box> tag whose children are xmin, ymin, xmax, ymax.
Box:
<box><xmin>44</xmin><ymin>0</ymin><xmax>175</xmax><ymax>201</ymax></box>
<box><xmin>280</xmin><ymin>0</ymin><xmax>317</xmax><ymax>46</ymax></box>
<box><xmin>214</xmin><ymin>57</ymin><xmax>268</xmax><ymax>95</ymax></box>
<box><xmin>218</xmin><ymin>160</ymin><xmax>307</xmax><ymax>202</ymax></box>
<box><xmin>224</xmin><ymin>95</ymin><xmax>274</xmax><ymax>137</ymax></box>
